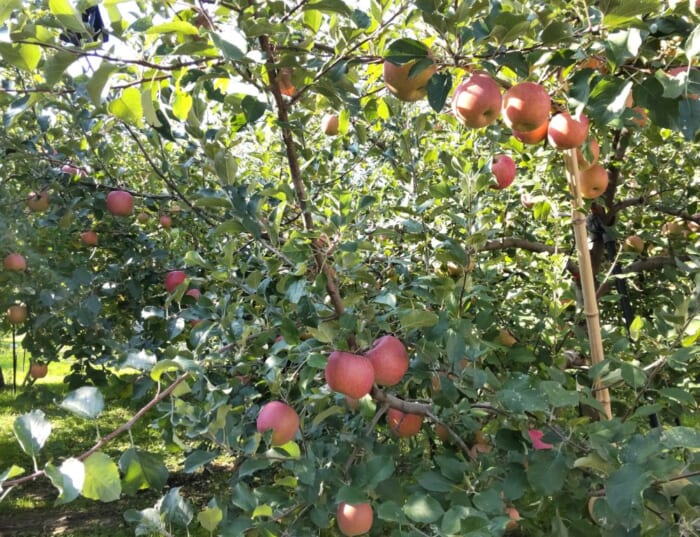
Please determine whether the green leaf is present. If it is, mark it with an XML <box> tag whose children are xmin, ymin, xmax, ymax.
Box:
<box><xmin>49</xmin><ymin>0</ymin><xmax>86</xmax><ymax>32</ymax></box>
<box><xmin>399</xmin><ymin>309</ymin><xmax>439</xmax><ymax>330</ymax></box>
<box><xmin>242</xmin><ymin>96</ymin><xmax>267</xmax><ymax>124</ymax></box>
<box><xmin>661</xmin><ymin>426</ymin><xmax>700</xmax><ymax>449</ymax></box>
<box><xmin>45</xmin><ymin>458</ymin><xmax>85</xmax><ymax>505</ymax></box>
<box><xmin>527</xmin><ymin>451</ymin><xmax>568</xmax><ymax>496</ymax></box>
<box><xmin>602</xmin><ymin>0</ymin><xmax>659</xmax><ymax>29</ymax></box>
<box><xmin>605</xmin><ymin>464</ymin><xmax>652</xmax><ymax>529</ymax></box>
<box><xmin>87</xmin><ymin>61</ymin><xmax>118</xmax><ymax>104</ymax></box>
<box><xmin>183</xmin><ymin>450</ymin><xmax>218</xmax><ymax>473</ymax></box>
<box><xmin>417</xmin><ymin>470</ymin><xmax>456</xmax><ymax>492</ymax></box>
<box><xmin>211</xmin><ymin>32</ymin><xmax>245</xmax><ymax>61</ymax></box>
<box><xmin>377</xmin><ymin>500</ymin><xmax>407</xmax><ymax>523</ymax></box>
<box><xmin>384</xmin><ymin>38</ymin><xmax>430</xmax><ymax>65</ymax></box>
<box><xmin>0</xmin><ymin>43</ymin><xmax>41</xmax><ymax>72</ymax></box>
<box><xmin>0</xmin><ymin>464</ymin><xmax>24</xmax><ymax>485</ymax></box>
<box><xmin>119</xmin><ymin>448</ymin><xmax>169</xmax><ymax>495</ymax></box>
<box><xmin>303</xmin><ymin>0</ymin><xmax>352</xmax><ymax>16</ymax></box>
<box><xmin>60</xmin><ymin>386</ymin><xmax>104</xmax><ymax>420</ymax></box>
<box><xmin>108</xmin><ymin>87</ymin><xmax>144</xmax><ymax>126</ymax></box>
<box><xmin>82</xmin><ymin>452</ymin><xmax>121</xmax><ymax>502</ymax></box>
<box><xmin>13</xmin><ymin>410</ymin><xmax>52</xmax><ymax>458</ymax></box>
<box><xmin>160</xmin><ymin>487</ymin><xmax>194</xmax><ymax>527</ymax></box>
<box><xmin>197</xmin><ymin>504</ymin><xmax>223</xmax><ymax>532</ymax></box>
<box><xmin>172</xmin><ymin>88</ymin><xmax>193</xmax><ymax>121</ymax></box>
<box><xmin>605</xmin><ymin>28</ymin><xmax>642</xmax><ymax>68</ymax></box>
<box><xmin>427</xmin><ymin>72</ymin><xmax>451</xmax><ymax>112</ymax></box>
<box><xmin>403</xmin><ymin>493</ymin><xmax>444</xmax><ymax>523</ymax></box>
<box><xmin>685</xmin><ymin>24</ymin><xmax>700</xmax><ymax>60</ymax></box>
<box><xmin>147</xmin><ymin>21</ymin><xmax>200</xmax><ymax>36</ymax></box>
<box><xmin>679</xmin><ymin>97</ymin><xmax>700</xmax><ymax>141</ymax></box>
<box><xmin>44</xmin><ymin>50</ymin><xmax>78</xmax><ymax>85</ymax></box>
<box><xmin>0</xmin><ymin>0</ymin><xmax>21</xmax><ymax>24</ymax></box>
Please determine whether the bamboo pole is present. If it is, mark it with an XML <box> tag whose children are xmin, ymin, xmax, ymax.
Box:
<box><xmin>563</xmin><ymin>149</ymin><xmax>612</xmax><ymax>420</ymax></box>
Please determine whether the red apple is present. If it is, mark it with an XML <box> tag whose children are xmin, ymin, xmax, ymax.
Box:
<box><xmin>451</xmin><ymin>72</ymin><xmax>502</xmax><ymax>128</ymax></box>
<box><xmin>325</xmin><ymin>351</ymin><xmax>375</xmax><ymax>399</ymax></box>
<box><xmin>80</xmin><ymin>231</ymin><xmax>98</xmax><ymax>246</ymax></box>
<box><xmin>29</xmin><ymin>362</ymin><xmax>48</xmax><ymax>379</ymax></box>
<box><xmin>106</xmin><ymin>190</ymin><xmax>134</xmax><ymax>216</ymax></box>
<box><xmin>491</xmin><ymin>154</ymin><xmax>516</xmax><ymax>189</ymax></box>
<box><xmin>365</xmin><ymin>335</ymin><xmax>409</xmax><ymax>386</ymax></box>
<box><xmin>159</xmin><ymin>215</ymin><xmax>172</xmax><ymax>229</ymax></box>
<box><xmin>27</xmin><ymin>191</ymin><xmax>49</xmax><ymax>212</ymax></box>
<box><xmin>164</xmin><ymin>270</ymin><xmax>187</xmax><ymax>293</ymax></box>
<box><xmin>256</xmin><ymin>401</ymin><xmax>300</xmax><ymax>445</ymax></box>
<box><xmin>3</xmin><ymin>253</ymin><xmax>26</xmax><ymax>271</ymax></box>
<box><xmin>61</xmin><ymin>164</ymin><xmax>86</xmax><ymax>177</ymax></box>
<box><xmin>547</xmin><ymin>112</ymin><xmax>590</xmax><ymax>149</ymax></box>
<box><xmin>383</xmin><ymin>59</ymin><xmax>437</xmax><ymax>102</ymax></box>
<box><xmin>579</xmin><ymin>164</ymin><xmax>609</xmax><ymax>199</ymax></box>
<box><xmin>7</xmin><ymin>304</ymin><xmax>27</xmax><ymax>324</ymax></box>
<box><xmin>321</xmin><ymin>113</ymin><xmax>340</xmax><ymax>135</ymax></box>
<box><xmin>575</xmin><ymin>138</ymin><xmax>600</xmax><ymax>170</ymax></box>
<box><xmin>336</xmin><ymin>502</ymin><xmax>373</xmax><ymax>537</ymax></box>
<box><xmin>386</xmin><ymin>408</ymin><xmax>423</xmax><ymax>437</ymax></box>
<box><xmin>502</xmin><ymin>82</ymin><xmax>551</xmax><ymax>132</ymax></box>
<box><xmin>512</xmin><ymin>120</ymin><xmax>548</xmax><ymax>144</ymax></box>
<box><xmin>185</xmin><ymin>288</ymin><xmax>201</xmax><ymax>300</ymax></box>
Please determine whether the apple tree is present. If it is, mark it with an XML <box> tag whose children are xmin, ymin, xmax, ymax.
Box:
<box><xmin>1</xmin><ymin>0</ymin><xmax>700</xmax><ymax>536</ymax></box>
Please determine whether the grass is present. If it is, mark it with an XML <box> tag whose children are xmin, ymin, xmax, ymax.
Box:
<box><xmin>0</xmin><ymin>334</ymin><xmax>216</xmax><ymax>537</ymax></box>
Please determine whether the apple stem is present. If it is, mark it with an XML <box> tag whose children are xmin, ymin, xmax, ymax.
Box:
<box><xmin>563</xmin><ymin>149</ymin><xmax>612</xmax><ymax>420</ymax></box>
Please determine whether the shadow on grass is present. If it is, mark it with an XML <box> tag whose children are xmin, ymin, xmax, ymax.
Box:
<box><xmin>0</xmin><ymin>375</ymin><xmax>224</xmax><ymax>537</ymax></box>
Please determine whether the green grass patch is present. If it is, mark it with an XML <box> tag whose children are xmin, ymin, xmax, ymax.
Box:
<box><xmin>0</xmin><ymin>334</ymin><xmax>218</xmax><ymax>537</ymax></box>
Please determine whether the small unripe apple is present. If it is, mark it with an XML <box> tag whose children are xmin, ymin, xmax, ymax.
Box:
<box><xmin>164</xmin><ymin>270</ymin><xmax>187</xmax><ymax>293</ymax></box>
<box><xmin>383</xmin><ymin>58</ymin><xmax>437</xmax><ymax>102</ymax></box>
<box><xmin>365</xmin><ymin>335</ymin><xmax>409</xmax><ymax>386</ymax></box>
<box><xmin>4</xmin><ymin>253</ymin><xmax>26</xmax><ymax>271</ymax></box>
<box><xmin>498</xmin><ymin>328</ymin><xmax>517</xmax><ymax>347</ymax></box>
<box><xmin>27</xmin><ymin>191</ymin><xmax>49</xmax><ymax>212</ymax></box>
<box><xmin>451</xmin><ymin>72</ymin><xmax>502</xmax><ymax>128</ymax></box>
<box><xmin>325</xmin><ymin>351</ymin><xmax>375</xmax><ymax>399</ymax></box>
<box><xmin>386</xmin><ymin>408</ymin><xmax>423</xmax><ymax>437</ymax></box>
<box><xmin>159</xmin><ymin>215</ymin><xmax>173</xmax><ymax>229</ymax></box>
<box><xmin>491</xmin><ymin>154</ymin><xmax>516</xmax><ymax>189</ymax></box>
<box><xmin>106</xmin><ymin>190</ymin><xmax>134</xmax><ymax>216</ymax></box>
<box><xmin>256</xmin><ymin>401</ymin><xmax>300</xmax><ymax>445</ymax></box>
<box><xmin>137</xmin><ymin>212</ymin><xmax>150</xmax><ymax>223</ymax></box>
<box><xmin>321</xmin><ymin>113</ymin><xmax>340</xmax><ymax>136</ymax></box>
<box><xmin>80</xmin><ymin>231</ymin><xmax>98</xmax><ymax>246</ymax></box>
<box><xmin>30</xmin><ymin>362</ymin><xmax>48</xmax><ymax>379</ymax></box>
<box><xmin>502</xmin><ymin>82</ymin><xmax>551</xmax><ymax>132</ymax></box>
<box><xmin>547</xmin><ymin>112</ymin><xmax>589</xmax><ymax>149</ymax></box>
<box><xmin>7</xmin><ymin>304</ymin><xmax>27</xmax><ymax>324</ymax></box>
<box><xmin>336</xmin><ymin>502</ymin><xmax>373</xmax><ymax>537</ymax></box>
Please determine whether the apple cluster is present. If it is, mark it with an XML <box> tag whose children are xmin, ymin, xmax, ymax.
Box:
<box><xmin>381</xmin><ymin>56</ymin><xmax>609</xmax><ymax>198</ymax></box>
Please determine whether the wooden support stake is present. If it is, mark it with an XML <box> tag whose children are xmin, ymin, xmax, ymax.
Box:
<box><xmin>563</xmin><ymin>149</ymin><xmax>612</xmax><ymax>420</ymax></box>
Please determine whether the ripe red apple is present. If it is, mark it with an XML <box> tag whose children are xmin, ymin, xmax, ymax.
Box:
<box><xmin>277</xmin><ymin>67</ymin><xmax>295</xmax><ymax>97</ymax></box>
<box><xmin>512</xmin><ymin>120</ymin><xmax>548</xmax><ymax>144</ymax></box>
<box><xmin>80</xmin><ymin>231</ymin><xmax>98</xmax><ymax>246</ymax></box>
<box><xmin>185</xmin><ymin>288</ymin><xmax>201</xmax><ymax>300</ymax></box>
<box><xmin>3</xmin><ymin>253</ymin><xmax>26</xmax><ymax>271</ymax></box>
<box><xmin>337</xmin><ymin>502</ymin><xmax>373</xmax><ymax>537</ymax></box>
<box><xmin>365</xmin><ymin>335</ymin><xmax>409</xmax><ymax>386</ymax></box>
<box><xmin>159</xmin><ymin>215</ymin><xmax>172</xmax><ymax>229</ymax></box>
<box><xmin>321</xmin><ymin>113</ymin><xmax>340</xmax><ymax>136</ymax></box>
<box><xmin>383</xmin><ymin>59</ymin><xmax>437</xmax><ymax>102</ymax></box>
<box><xmin>547</xmin><ymin>112</ymin><xmax>590</xmax><ymax>149</ymax></box>
<box><xmin>164</xmin><ymin>270</ymin><xmax>187</xmax><ymax>293</ymax></box>
<box><xmin>7</xmin><ymin>304</ymin><xmax>27</xmax><ymax>324</ymax></box>
<box><xmin>325</xmin><ymin>351</ymin><xmax>375</xmax><ymax>399</ymax></box>
<box><xmin>451</xmin><ymin>72</ymin><xmax>502</xmax><ymax>128</ymax></box>
<box><xmin>106</xmin><ymin>190</ymin><xmax>134</xmax><ymax>216</ymax></box>
<box><xmin>579</xmin><ymin>164</ymin><xmax>609</xmax><ymax>199</ymax></box>
<box><xmin>27</xmin><ymin>191</ymin><xmax>49</xmax><ymax>212</ymax></box>
<box><xmin>386</xmin><ymin>408</ymin><xmax>423</xmax><ymax>437</ymax></box>
<box><xmin>256</xmin><ymin>401</ymin><xmax>300</xmax><ymax>445</ymax></box>
<box><xmin>30</xmin><ymin>362</ymin><xmax>48</xmax><ymax>379</ymax></box>
<box><xmin>502</xmin><ymin>82</ymin><xmax>551</xmax><ymax>132</ymax></box>
<box><xmin>491</xmin><ymin>154</ymin><xmax>516</xmax><ymax>189</ymax></box>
